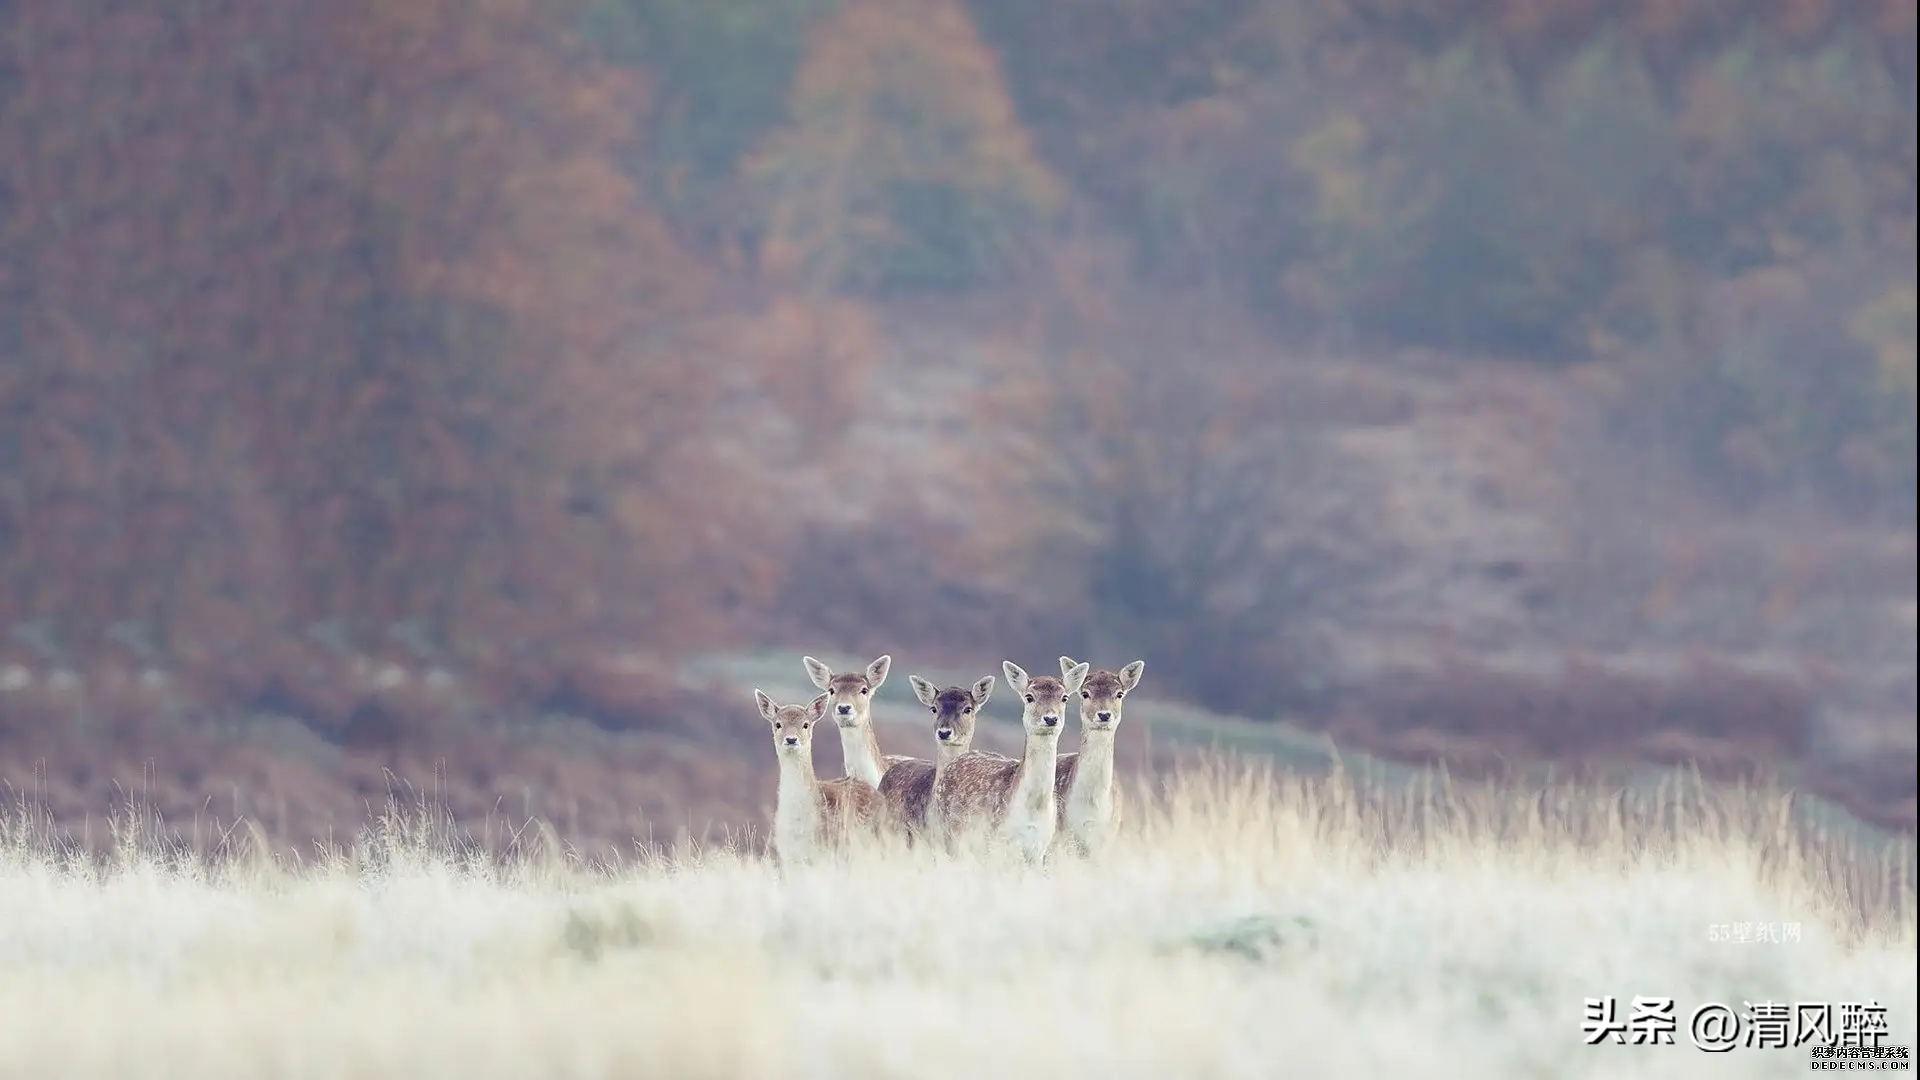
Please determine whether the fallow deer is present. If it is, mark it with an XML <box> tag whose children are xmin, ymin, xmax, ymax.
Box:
<box><xmin>880</xmin><ymin>673</ymin><xmax>996</xmax><ymax>832</ymax></box>
<box><xmin>754</xmin><ymin>689</ymin><xmax>882</xmax><ymax>864</ymax></box>
<box><xmin>1053</xmin><ymin>656</ymin><xmax>1144</xmax><ymax>856</ymax></box>
<box><xmin>933</xmin><ymin>659</ymin><xmax>1089</xmax><ymax>863</ymax></box>
<box><xmin>802</xmin><ymin>655</ymin><xmax>903</xmax><ymax>789</ymax></box>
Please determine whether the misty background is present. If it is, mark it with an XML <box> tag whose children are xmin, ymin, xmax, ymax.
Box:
<box><xmin>0</xmin><ymin>0</ymin><xmax>1913</xmax><ymax>848</ymax></box>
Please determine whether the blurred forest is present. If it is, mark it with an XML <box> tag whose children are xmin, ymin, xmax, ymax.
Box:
<box><xmin>0</xmin><ymin>0</ymin><xmax>1914</xmax><ymax>844</ymax></box>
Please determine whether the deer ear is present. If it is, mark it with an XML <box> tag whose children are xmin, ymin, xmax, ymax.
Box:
<box><xmin>1002</xmin><ymin>661</ymin><xmax>1029</xmax><ymax>693</ymax></box>
<box><xmin>1063</xmin><ymin>661</ymin><xmax>1091</xmax><ymax>693</ymax></box>
<box><xmin>754</xmin><ymin>689</ymin><xmax>779</xmax><ymax>722</ymax></box>
<box><xmin>971</xmin><ymin>674</ymin><xmax>995</xmax><ymax>707</ymax></box>
<box><xmin>865</xmin><ymin>655</ymin><xmax>892</xmax><ymax>689</ymax></box>
<box><xmin>807</xmin><ymin>692</ymin><xmax>831</xmax><ymax>720</ymax></box>
<box><xmin>1058</xmin><ymin>656</ymin><xmax>1079</xmax><ymax>680</ymax></box>
<box><xmin>909</xmin><ymin>675</ymin><xmax>938</xmax><ymax>707</ymax></box>
<box><xmin>802</xmin><ymin>656</ymin><xmax>833</xmax><ymax>690</ymax></box>
<box><xmin>1120</xmin><ymin>660</ymin><xmax>1145</xmax><ymax>691</ymax></box>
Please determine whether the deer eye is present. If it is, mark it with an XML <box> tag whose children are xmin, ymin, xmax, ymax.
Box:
<box><xmin>801</xmin><ymin>721</ymin><xmax>811</xmax><ymax>729</ymax></box>
<box><xmin>963</xmin><ymin>706</ymin><xmax>972</xmax><ymax>714</ymax></box>
<box><xmin>1081</xmin><ymin>690</ymin><xmax>1090</xmax><ymax>699</ymax></box>
<box><xmin>1116</xmin><ymin>690</ymin><xmax>1125</xmax><ymax>698</ymax></box>
<box><xmin>1024</xmin><ymin>693</ymin><xmax>1034</xmax><ymax>703</ymax></box>
<box><xmin>859</xmin><ymin>687</ymin><xmax>869</xmax><ymax>695</ymax></box>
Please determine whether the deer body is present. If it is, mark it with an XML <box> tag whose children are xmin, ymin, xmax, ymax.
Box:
<box><xmin>1052</xmin><ymin>657</ymin><xmax>1144</xmax><ymax>857</ymax></box>
<box><xmin>756</xmin><ymin>689</ymin><xmax>881</xmax><ymax>863</ymax></box>
<box><xmin>773</xmin><ymin>757</ymin><xmax>879</xmax><ymax>864</ymax></box>
<box><xmin>935</xmin><ymin>749</ymin><xmax>1050</xmax><ymax>861</ymax></box>
<box><xmin>878</xmin><ymin>739</ymin><xmax>982</xmax><ymax>833</ymax></box>
<box><xmin>933</xmin><ymin>660</ymin><xmax>1087</xmax><ymax>863</ymax></box>
<box><xmin>887</xmin><ymin>673</ymin><xmax>995</xmax><ymax>832</ymax></box>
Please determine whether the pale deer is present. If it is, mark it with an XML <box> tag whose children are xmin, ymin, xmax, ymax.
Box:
<box><xmin>1053</xmin><ymin>656</ymin><xmax>1145</xmax><ymax>857</ymax></box>
<box><xmin>880</xmin><ymin>673</ymin><xmax>996</xmax><ymax>832</ymax></box>
<box><xmin>802</xmin><ymin>654</ymin><xmax>903</xmax><ymax>789</ymax></box>
<box><xmin>754</xmin><ymin>689</ymin><xmax>882</xmax><ymax>864</ymax></box>
<box><xmin>933</xmin><ymin>659</ymin><xmax>1089</xmax><ymax>863</ymax></box>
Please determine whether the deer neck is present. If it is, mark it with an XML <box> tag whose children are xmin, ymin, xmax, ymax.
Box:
<box><xmin>775</xmin><ymin>750</ymin><xmax>821</xmax><ymax>847</ymax></box>
<box><xmin>835</xmin><ymin>712</ymin><xmax>887</xmax><ymax>788</ymax></box>
<box><xmin>1068</xmin><ymin>728</ymin><xmax>1117</xmax><ymax>809</ymax></box>
<box><xmin>932</xmin><ymin>739</ymin><xmax>968</xmax><ymax>785</ymax></box>
<box><xmin>1011</xmin><ymin>727</ymin><xmax>1060</xmax><ymax>813</ymax></box>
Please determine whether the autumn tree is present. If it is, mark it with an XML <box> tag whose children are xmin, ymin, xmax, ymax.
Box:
<box><xmin>968</xmin><ymin>270</ymin><xmax>1392</xmax><ymax>714</ymax></box>
<box><xmin>750</xmin><ymin>0</ymin><xmax>1063</xmax><ymax>293</ymax></box>
<box><xmin>972</xmin><ymin>0</ymin><xmax>1916</xmax><ymax>513</ymax></box>
<box><xmin>0</xmin><ymin>0</ymin><xmax>777</xmax><ymax>725</ymax></box>
<box><xmin>585</xmin><ymin>0</ymin><xmax>839</xmax><ymax>250</ymax></box>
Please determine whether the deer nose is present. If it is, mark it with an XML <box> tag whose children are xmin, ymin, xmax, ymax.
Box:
<box><xmin>936</xmin><ymin>728</ymin><xmax>952</xmax><ymax>740</ymax></box>
<box><xmin>1097</xmin><ymin>711</ymin><xmax>1112</xmax><ymax>722</ymax></box>
<box><xmin>783</xmin><ymin>736</ymin><xmax>799</xmax><ymax>746</ymax></box>
<box><xmin>836</xmin><ymin>704</ymin><xmax>853</xmax><ymax>716</ymax></box>
<box><xmin>1042</xmin><ymin>714</ymin><xmax>1059</xmax><ymax>727</ymax></box>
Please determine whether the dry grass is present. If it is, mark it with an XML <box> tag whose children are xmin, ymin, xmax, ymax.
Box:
<box><xmin>0</xmin><ymin>762</ymin><xmax>1912</xmax><ymax>1079</ymax></box>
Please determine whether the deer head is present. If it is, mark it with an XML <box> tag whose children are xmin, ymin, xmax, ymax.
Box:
<box><xmin>1061</xmin><ymin>656</ymin><xmax>1144</xmax><ymax>733</ymax></box>
<box><xmin>803</xmin><ymin>654</ymin><xmax>891</xmax><ymax>729</ymax></box>
<box><xmin>908</xmin><ymin>673</ymin><xmax>995</xmax><ymax>752</ymax></box>
<box><xmin>755</xmin><ymin>689</ymin><xmax>831</xmax><ymax>758</ymax></box>
<box><xmin>1004</xmin><ymin>659</ymin><xmax>1086</xmax><ymax>739</ymax></box>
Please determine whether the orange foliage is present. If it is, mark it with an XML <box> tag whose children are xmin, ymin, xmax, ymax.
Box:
<box><xmin>751</xmin><ymin>0</ymin><xmax>1062</xmax><ymax>291</ymax></box>
<box><xmin>0</xmin><ymin>0</ymin><xmax>773</xmax><ymax>715</ymax></box>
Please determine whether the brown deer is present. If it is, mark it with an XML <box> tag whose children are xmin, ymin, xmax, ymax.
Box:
<box><xmin>754</xmin><ymin>689</ymin><xmax>882</xmax><ymax>863</ymax></box>
<box><xmin>1052</xmin><ymin>656</ymin><xmax>1144</xmax><ymax>856</ymax></box>
<box><xmin>802</xmin><ymin>655</ymin><xmax>902</xmax><ymax>789</ymax></box>
<box><xmin>880</xmin><ymin>673</ymin><xmax>996</xmax><ymax>833</ymax></box>
<box><xmin>933</xmin><ymin>659</ymin><xmax>1089</xmax><ymax>863</ymax></box>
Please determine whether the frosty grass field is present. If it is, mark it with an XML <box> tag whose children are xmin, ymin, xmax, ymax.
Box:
<box><xmin>1</xmin><ymin>763</ymin><xmax>1912</xmax><ymax>1080</ymax></box>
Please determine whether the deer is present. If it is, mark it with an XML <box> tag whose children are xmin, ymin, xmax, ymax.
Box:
<box><xmin>881</xmin><ymin>673</ymin><xmax>996</xmax><ymax>833</ymax></box>
<box><xmin>1052</xmin><ymin>656</ymin><xmax>1144</xmax><ymax>857</ymax></box>
<box><xmin>754</xmin><ymin>689</ymin><xmax>883</xmax><ymax>864</ymax></box>
<box><xmin>802</xmin><ymin>655</ymin><xmax>903</xmax><ymax>790</ymax></box>
<box><xmin>933</xmin><ymin>659</ymin><xmax>1089</xmax><ymax>864</ymax></box>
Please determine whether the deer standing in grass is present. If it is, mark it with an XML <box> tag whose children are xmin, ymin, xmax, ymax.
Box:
<box><xmin>802</xmin><ymin>655</ymin><xmax>901</xmax><ymax>789</ymax></box>
<box><xmin>882</xmin><ymin>673</ymin><xmax>996</xmax><ymax>833</ymax></box>
<box><xmin>1053</xmin><ymin>656</ymin><xmax>1144</xmax><ymax>857</ymax></box>
<box><xmin>933</xmin><ymin>659</ymin><xmax>1089</xmax><ymax>863</ymax></box>
<box><xmin>755</xmin><ymin>689</ymin><xmax>882</xmax><ymax>864</ymax></box>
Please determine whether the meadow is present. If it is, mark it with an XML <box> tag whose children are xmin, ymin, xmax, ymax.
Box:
<box><xmin>0</xmin><ymin>763</ymin><xmax>1912</xmax><ymax>1080</ymax></box>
